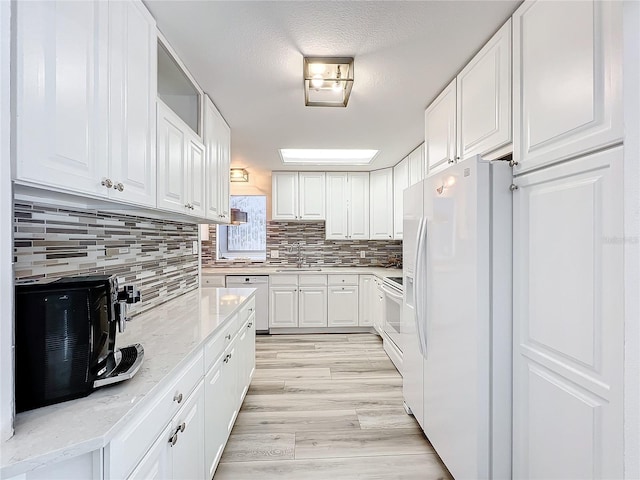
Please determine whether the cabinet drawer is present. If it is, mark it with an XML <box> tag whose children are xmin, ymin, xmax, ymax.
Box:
<box><xmin>328</xmin><ymin>274</ymin><xmax>358</xmax><ymax>286</ymax></box>
<box><xmin>299</xmin><ymin>275</ymin><xmax>328</xmax><ymax>286</ymax></box>
<box><xmin>204</xmin><ymin>314</ymin><xmax>238</xmax><ymax>372</ymax></box>
<box><xmin>202</xmin><ymin>275</ymin><xmax>225</xmax><ymax>287</ymax></box>
<box><xmin>270</xmin><ymin>275</ymin><xmax>298</xmax><ymax>286</ymax></box>
<box><xmin>108</xmin><ymin>350</ymin><xmax>204</xmax><ymax>480</ymax></box>
<box><xmin>239</xmin><ymin>296</ymin><xmax>256</xmax><ymax>322</ymax></box>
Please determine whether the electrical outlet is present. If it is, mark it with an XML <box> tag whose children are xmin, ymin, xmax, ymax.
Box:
<box><xmin>271</xmin><ymin>250</ymin><xmax>280</xmax><ymax>259</ymax></box>
<box><xmin>360</xmin><ymin>251</ymin><xmax>366</xmax><ymax>258</ymax></box>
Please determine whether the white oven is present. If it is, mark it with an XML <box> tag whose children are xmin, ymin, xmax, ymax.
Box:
<box><xmin>381</xmin><ymin>277</ymin><xmax>403</xmax><ymax>371</ymax></box>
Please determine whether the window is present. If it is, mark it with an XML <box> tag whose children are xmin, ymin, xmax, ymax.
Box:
<box><xmin>217</xmin><ymin>196</ymin><xmax>266</xmax><ymax>261</ymax></box>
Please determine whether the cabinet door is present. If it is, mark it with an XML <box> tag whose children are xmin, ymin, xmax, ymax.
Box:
<box><xmin>393</xmin><ymin>157</ymin><xmax>409</xmax><ymax>240</ymax></box>
<box><xmin>358</xmin><ymin>276</ymin><xmax>373</xmax><ymax>326</ymax></box>
<box><xmin>369</xmin><ymin>169</ymin><xmax>393</xmax><ymax>240</ymax></box>
<box><xmin>299</xmin><ymin>287</ymin><xmax>328</xmax><ymax>328</ymax></box>
<box><xmin>512</xmin><ymin>148</ymin><xmax>623</xmax><ymax>479</ymax></box>
<box><xmin>457</xmin><ymin>19</ymin><xmax>511</xmax><ymax>160</ymax></box>
<box><xmin>513</xmin><ymin>0</ymin><xmax>622</xmax><ymax>173</ymax></box>
<box><xmin>425</xmin><ymin>79</ymin><xmax>457</xmax><ymax>176</ymax></box>
<box><xmin>108</xmin><ymin>0</ymin><xmax>157</xmax><ymax>208</ymax></box>
<box><xmin>325</xmin><ymin>173</ymin><xmax>348</xmax><ymax>240</ymax></box>
<box><xmin>374</xmin><ymin>281</ymin><xmax>385</xmax><ymax>335</ymax></box>
<box><xmin>269</xmin><ymin>287</ymin><xmax>298</xmax><ymax>328</ymax></box>
<box><xmin>204</xmin><ymin>356</ymin><xmax>226</xmax><ymax>480</ymax></box>
<box><xmin>328</xmin><ymin>286</ymin><xmax>359</xmax><ymax>327</ymax></box>
<box><xmin>171</xmin><ymin>381</ymin><xmax>205</xmax><ymax>480</ymax></box>
<box><xmin>408</xmin><ymin>146</ymin><xmax>424</xmax><ymax>186</ymax></box>
<box><xmin>128</xmin><ymin>424</ymin><xmax>172</xmax><ymax>480</ymax></box>
<box><xmin>15</xmin><ymin>0</ymin><xmax>108</xmax><ymax>196</ymax></box>
<box><xmin>299</xmin><ymin>172</ymin><xmax>326</xmax><ymax>220</ymax></box>
<box><xmin>157</xmin><ymin>102</ymin><xmax>188</xmax><ymax>213</ymax></box>
<box><xmin>218</xmin><ymin>116</ymin><xmax>231</xmax><ymax>222</ymax></box>
<box><xmin>348</xmin><ymin>172</ymin><xmax>370</xmax><ymax>240</ymax></box>
<box><xmin>272</xmin><ymin>172</ymin><xmax>299</xmax><ymax>220</ymax></box>
<box><xmin>203</xmin><ymin>95</ymin><xmax>220</xmax><ymax>220</ymax></box>
<box><xmin>244</xmin><ymin>312</ymin><xmax>256</xmax><ymax>386</ymax></box>
<box><xmin>187</xmin><ymin>134</ymin><xmax>206</xmax><ymax>217</ymax></box>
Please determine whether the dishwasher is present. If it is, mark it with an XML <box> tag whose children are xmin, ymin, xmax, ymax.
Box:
<box><xmin>225</xmin><ymin>276</ymin><xmax>269</xmax><ymax>334</ymax></box>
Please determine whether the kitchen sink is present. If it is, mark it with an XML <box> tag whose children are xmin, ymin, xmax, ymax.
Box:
<box><xmin>275</xmin><ymin>268</ymin><xmax>323</xmax><ymax>272</ymax></box>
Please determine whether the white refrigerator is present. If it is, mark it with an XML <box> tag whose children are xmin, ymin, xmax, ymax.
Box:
<box><xmin>402</xmin><ymin>156</ymin><xmax>512</xmax><ymax>479</ymax></box>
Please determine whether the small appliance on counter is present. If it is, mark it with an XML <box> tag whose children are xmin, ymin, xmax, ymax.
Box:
<box><xmin>14</xmin><ymin>274</ymin><xmax>144</xmax><ymax>412</ymax></box>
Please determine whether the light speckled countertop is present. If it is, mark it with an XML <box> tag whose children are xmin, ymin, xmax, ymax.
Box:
<box><xmin>202</xmin><ymin>266</ymin><xmax>402</xmax><ymax>278</ymax></box>
<box><xmin>0</xmin><ymin>287</ymin><xmax>255</xmax><ymax>478</ymax></box>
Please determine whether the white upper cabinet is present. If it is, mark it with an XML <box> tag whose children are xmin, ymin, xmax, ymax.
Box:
<box><xmin>157</xmin><ymin>100</ymin><xmax>205</xmax><ymax>215</ymax></box>
<box><xmin>272</xmin><ymin>172</ymin><xmax>299</xmax><ymax>220</ymax></box>
<box><xmin>425</xmin><ymin>78</ymin><xmax>457</xmax><ymax>176</ymax></box>
<box><xmin>512</xmin><ymin>0</ymin><xmax>622</xmax><ymax>173</ymax></box>
<box><xmin>272</xmin><ymin>172</ymin><xmax>325</xmax><ymax>221</ymax></box>
<box><xmin>457</xmin><ymin>19</ymin><xmax>512</xmax><ymax>161</ymax></box>
<box><xmin>326</xmin><ymin>172</ymin><xmax>370</xmax><ymax>240</ymax></box>
<box><xmin>15</xmin><ymin>0</ymin><xmax>157</xmax><ymax>206</ymax></box>
<box><xmin>369</xmin><ymin>168</ymin><xmax>393</xmax><ymax>240</ymax></box>
<box><xmin>298</xmin><ymin>173</ymin><xmax>326</xmax><ymax>220</ymax></box>
<box><xmin>108</xmin><ymin>0</ymin><xmax>157</xmax><ymax>208</ymax></box>
<box><xmin>408</xmin><ymin>144</ymin><xmax>424</xmax><ymax>186</ymax></box>
<box><xmin>347</xmin><ymin>172</ymin><xmax>370</xmax><ymax>240</ymax></box>
<box><xmin>325</xmin><ymin>173</ymin><xmax>349</xmax><ymax>239</ymax></box>
<box><xmin>393</xmin><ymin>157</ymin><xmax>409</xmax><ymax>240</ymax></box>
<box><xmin>204</xmin><ymin>95</ymin><xmax>231</xmax><ymax>223</ymax></box>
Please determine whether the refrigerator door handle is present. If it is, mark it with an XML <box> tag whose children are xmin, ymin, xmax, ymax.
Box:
<box><xmin>414</xmin><ymin>218</ymin><xmax>429</xmax><ymax>358</ymax></box>
<box><xmin>414</xmin><ymin>218</ymin><xmax>425</xmax><ymax>357</ymax></box>
<box><xmin>417</xmin><ymin>220</ymin><xmax>429</xmax><ymax>356</ymax></box>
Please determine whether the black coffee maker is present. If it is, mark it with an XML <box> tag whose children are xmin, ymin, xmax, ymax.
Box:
<box><xmin>14</xmin><ymin>275</ymin><xmax>144</xmax><ymax>412</ymax></box>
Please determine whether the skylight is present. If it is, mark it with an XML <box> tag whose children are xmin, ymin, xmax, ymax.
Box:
<box><xmin>279</xmin><ymin>149</ymin><xmax>378</xmax><ymax>166</ymax></box>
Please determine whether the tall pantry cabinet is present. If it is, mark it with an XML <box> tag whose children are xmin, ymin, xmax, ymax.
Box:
<box><xmin>511</xmin><ymin>1</ymin><xmax>624</xmax><ymax>479</ymax></box>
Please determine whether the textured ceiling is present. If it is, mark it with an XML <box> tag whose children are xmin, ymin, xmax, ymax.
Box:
<box><xmin>145</xmin><ymin>1</ymin><xmax>520</xmax><ymax>177</ymax></box>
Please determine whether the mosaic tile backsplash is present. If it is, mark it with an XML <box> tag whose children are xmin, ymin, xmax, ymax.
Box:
<box><xmin>13</xmin><ymin>201</ymin><xmax>199</xmax><ymax>316</ymax></box>
<box><xmin>202</xmin><ymin>221</ymin><xmax>403</xmax><ymax>268</ymax></box>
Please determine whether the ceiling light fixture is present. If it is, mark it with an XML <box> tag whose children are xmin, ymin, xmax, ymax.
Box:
<box><xmin>279</xmin><ymin>148</ymin><xmax>378</xmax><ymax>166</ymax></box>
<box><xmin>230</xmin><ymin>168</ymin><xmax>249</xmax><ymax>182</ymax></box>
<box><xmin>303</xmin><ymin>57</ymin><xmax>354</xmax><ymax>107</ymax></box>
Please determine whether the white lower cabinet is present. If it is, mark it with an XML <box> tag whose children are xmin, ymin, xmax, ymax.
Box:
<box><xmin>299</xmin><ymin>287</ymin><xmax>328</xmax><ymax>328</ymax></box>
<box><xmin>358</xmin><ymin>275</ymin><xmax>374</xmax><ymax>326</ymax></box>
<box><xmin>105</xmin><ymin>295</ymin><xmax>256</xmax><ymax>480</ymax></box>
<box><xmin>372</xmin><ymin>277</ymin><xmax>385</xmax><ymax>335</ymax></box>
<box><xmin>269</xmin><ymin>287</ymin><xmax>299</xmax><ymax>328</ymax></box>
<box><xmin>326</xmin><ymin>276</ymin><xmax>358</xmax><ymax>329</ymax></box>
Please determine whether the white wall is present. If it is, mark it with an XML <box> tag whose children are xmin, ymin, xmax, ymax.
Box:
<box><xmin>0</xmin><ymin>0</ymin><xmax>14</xmax><ymax>441</ymax></box>
<box><xmin>624</xmin><ymin>1</ymin><xmax>640</xmax><ymax>477</ymax></box>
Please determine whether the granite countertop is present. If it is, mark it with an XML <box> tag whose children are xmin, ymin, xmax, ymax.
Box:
<box><xmin>0</xmin><ymin>287</ymin><xmax>256</xmax><ymax>478</ymax></box>
<box><xmin>202</xmin><ymin>266</ymin><xmax>403</xmax><ymax>278</ymax></box>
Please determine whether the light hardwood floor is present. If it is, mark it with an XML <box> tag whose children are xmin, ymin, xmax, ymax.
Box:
<box><xmin>213</xmin><ymin>333</ymin><xmax>452</xmax><ymax>480</ymax></box>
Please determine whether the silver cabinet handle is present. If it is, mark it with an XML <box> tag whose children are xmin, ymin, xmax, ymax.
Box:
<box><xmin>173</xmin><ymin>392</ymin><xmax>183</xmax><ymax>404</ymax></box>
<box><xmin>180</xmin><ymin>422</ymin><xmax>186</xmax><ymax>432</ymax></box>
<box><xmin>169</xmin><ymin>432</ymin><xmax>178</xmax><ymax>446</ymax></box>
<box><xmin>223</xmin><ymin>354</ymin><xmax>230</xmax><ymax>363</ymax></box>
<box><xmin>114</xmin><ymin>182</ymin><xmax>124</xmax><ymax>192</ymax></box>
<box><xmin>225</xmin><ymin>333</ymin><xmax>231</xmax><ymax>340</ymax></box>
<box><xmin>101</xmin><ymin>178</ymin><xmax>113</xmax><ymax>188</ymax></box>
<box><xmin>247</xmin><ymin>322</ymin><xmax>252</xmax><ymax>328</ymax></box>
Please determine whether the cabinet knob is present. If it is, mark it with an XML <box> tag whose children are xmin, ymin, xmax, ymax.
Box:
<box><xmin>448</xmin><ymin>158</ymin><xmax>455</xmax><ymax>164</ymax></box>
<box><xmin>225</xmin><ymin>333</ymin><xmax>232</xmax><ymax>340</ymax></box>
<box><xmin>509</xmin><ymin>184</ymin><xmax>519</xmax><ymax>192</ymax></box>
<box><xmin>247</xmin><ymin>322</ymin><xmax>252</xmax><ymax>328</ymax></box>
<box><xmin>223</xmin><ymin>354</ymin><xmax>230</xmax><ymax>363</ymax></box>
<box><xmin>114</xmin><ymin>182</ymin><xmax>124</xmax><ymax>192</ymax></box>
<box><xmin>169</xmin><ymin>433</ymin><xmax>178</xmax><ymax>446</ymax></box>
<box><xmin>180</xmin><ymin>422</ymin><xmax>186</xmax><ymax>433</ymax></box>
<box><xmin>173</xmin><ymin>392</ymin><xmax>183</xmax><ymax>404</ymax></box>
<box><xmin>101</xmin><ymin>178</ymin><xmax>113</xmax><ymax>188</ymax></box>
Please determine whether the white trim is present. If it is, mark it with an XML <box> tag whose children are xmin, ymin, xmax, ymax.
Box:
<box><xmin>0</xmin><ymin>0</ymin><xmax>14</xmax><ymax>441</ymax></box>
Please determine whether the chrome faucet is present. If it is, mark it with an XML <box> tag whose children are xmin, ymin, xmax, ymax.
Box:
<box><xmin>288</xmin><ymin>242</ymin><xmax>304</xmax><ymax>268</ymax></box>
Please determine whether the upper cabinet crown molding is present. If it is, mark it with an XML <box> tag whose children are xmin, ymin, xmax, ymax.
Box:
<box><xmin>512</xmin><ymin>0</ymin><xmax>622</xmax><ymax>173</ymax></box>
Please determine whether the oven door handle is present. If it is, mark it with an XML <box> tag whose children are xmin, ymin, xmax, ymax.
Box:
<box><xmin>381</xmin><ymin>284</ymin><xmax>403</xmax><ymax>302</ymax></box>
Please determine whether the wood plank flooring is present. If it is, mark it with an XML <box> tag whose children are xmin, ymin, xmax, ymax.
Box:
<box><xmin>213</xmin><ymin>333</ymin><xmax>452</xmax><ymax>480</ymax></box>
